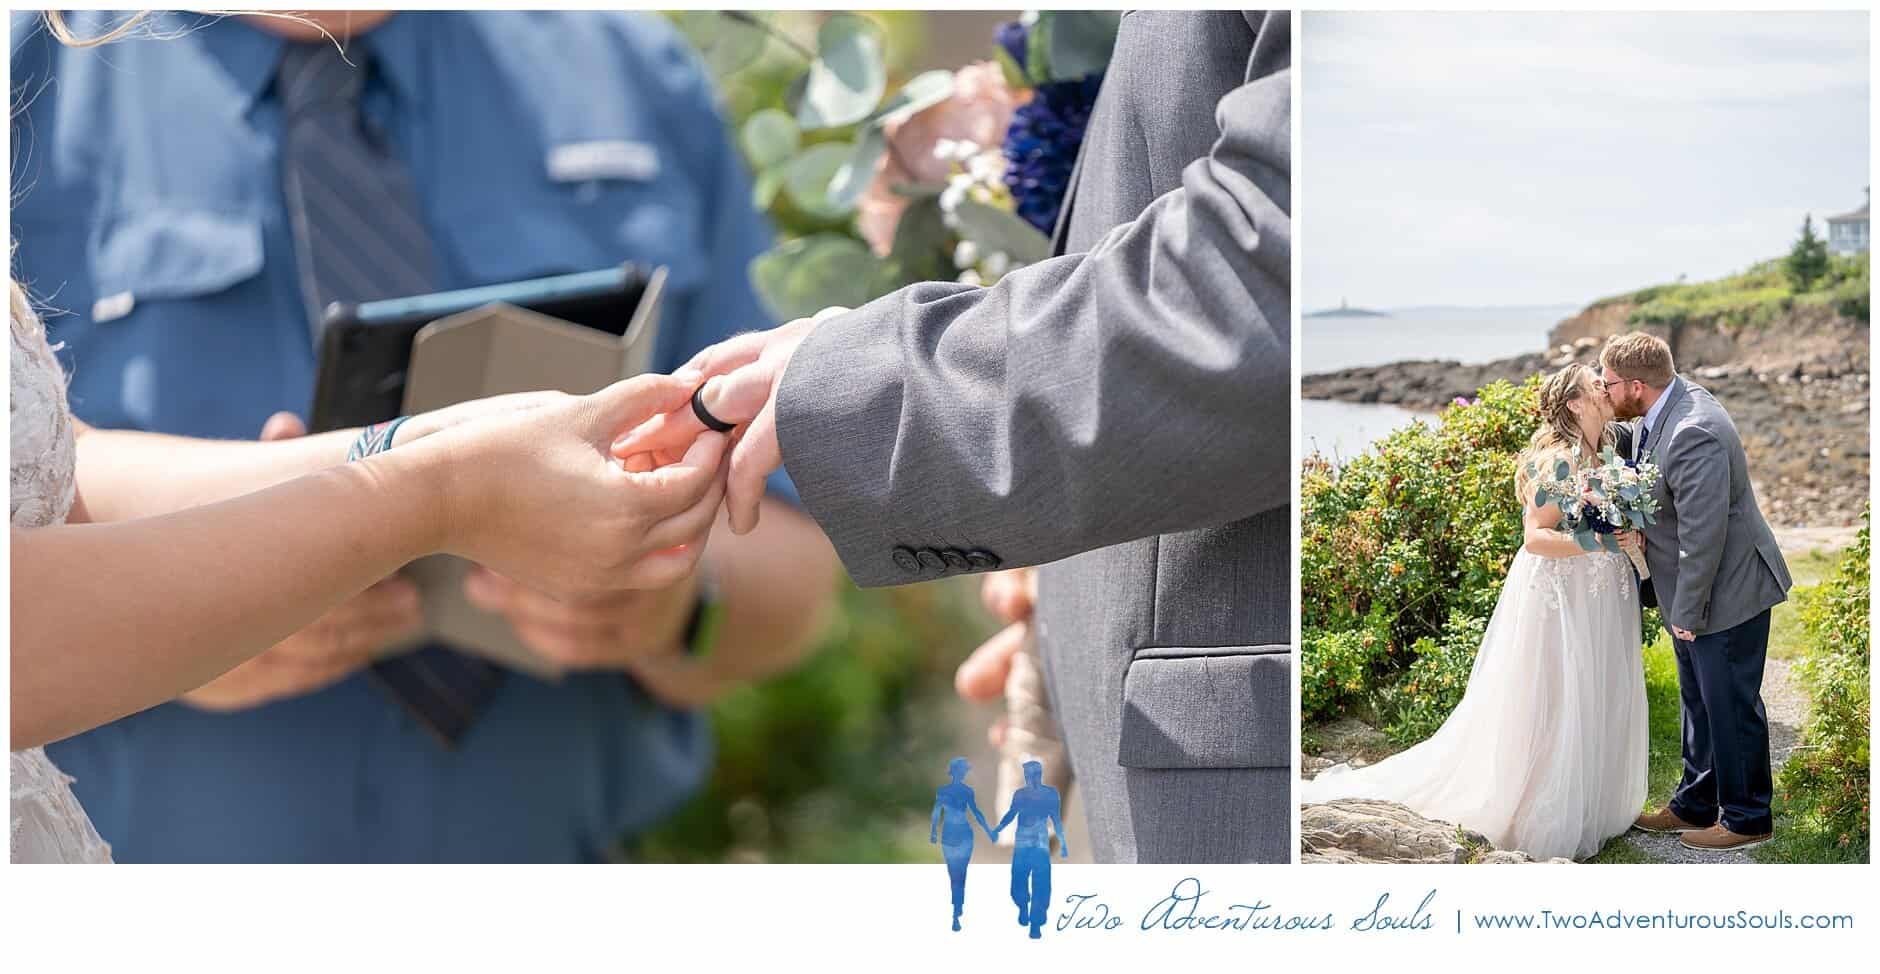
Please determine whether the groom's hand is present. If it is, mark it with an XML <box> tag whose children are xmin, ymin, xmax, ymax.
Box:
<box><xmin>463</xmin><ymin>565</ymin><xmax>699</xmax><ymax>673</ymax></box>
<box><xmin>610</xmin><ymin>308</ymin><xmax>848</xmax><ymax>536</ymax></box>
<box><xmin>1671</xmin><ymin>626</ymin><xmax>1696</xmax><ymax>642</ymax></box>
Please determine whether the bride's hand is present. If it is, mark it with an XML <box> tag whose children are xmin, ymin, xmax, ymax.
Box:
<box><xmin>1614</xmin><ymin>528</ymin><xmax>1643</xmax><ymax>556</ymax></box>
<box><xmin>421</xmin><ymin>372</ymin><xmax>729</xmax><ymax>600</ymax></box>
<box><xmin>394</xmin><ymin>390</ymin><xmax>570</xmax><ymax>442</ymax></box>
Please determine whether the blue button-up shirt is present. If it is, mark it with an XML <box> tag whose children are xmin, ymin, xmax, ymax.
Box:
<box><xmin>12</xmin><ymin>10</ymin><xmax>787</xmax><ymax>862</ymax></box>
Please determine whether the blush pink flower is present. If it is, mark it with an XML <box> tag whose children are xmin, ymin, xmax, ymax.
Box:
<box><xmin>855</xmin><ymin>61</ymin><xmax>1027</xmax><ymax>256</ymax></box>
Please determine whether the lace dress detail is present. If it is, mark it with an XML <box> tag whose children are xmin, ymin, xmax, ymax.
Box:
<box><xmin>10</xmin><ymin>281</ymin><xmax>113</xmax><ymax>863</ymax></box>
<box><xmin>1529</xmin><ymin>548</ymin><xmax>1632</xmax><ymax>608</ymax></box>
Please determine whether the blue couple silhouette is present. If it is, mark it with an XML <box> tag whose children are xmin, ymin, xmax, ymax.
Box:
<box><xmin>929</xmin><ymin>757</ymin><xmax>1069</xmax><ymax>938</ymax></box>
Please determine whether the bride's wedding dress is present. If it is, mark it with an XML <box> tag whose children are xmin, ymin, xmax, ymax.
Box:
<box><xmin>1302</xmin><ymin>545</ymin><xmax>1649</xmax><ymax>861</ymax></box>
<box><xmin>10</xmin><ymin>283</ymin><xmax>114</xmax><ymax>863</ymax></box>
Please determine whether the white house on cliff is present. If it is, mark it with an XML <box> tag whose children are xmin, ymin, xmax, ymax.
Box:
<box><xmin>1826</xmin><ymin>188</ymin><xmax>1869</xmax><ymax>256</ymax></box>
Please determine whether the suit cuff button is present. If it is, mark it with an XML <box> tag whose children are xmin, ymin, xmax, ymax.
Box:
<box><xmin>915</xmin><ymin>548</ymin><xmax>946</xmax><ymax>573</ymax></box>
<box><xmin>965</xmin><ymin>549</ymin><xmax>1001</xmax><ymax>571</ymax></box>
<box><xmin>940</xmin><ymin>549</ymin><xmax>972</xmax><ymax>572</ymax></box>
<box><xmin>891</xmin><ymin>546</ymin><xmax>922</xmax><ymax>575</ymax></box>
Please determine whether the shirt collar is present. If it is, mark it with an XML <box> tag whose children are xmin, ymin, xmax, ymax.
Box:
<box><xmin>196</xmin><ymin>12</ymin><xmax>427</xmax><ymax>115</ymax></box>
<box><xmin>1642</xmin><ymin>375</ymin><xmax>1680</xmax><ymax>440</ymax></box>
<box><xmin>355</xmin><ymin>12</ymin><xmax>428</xmax><ymax>112</ymax></box>
<box><xmin>194</xmin><ymin>15</ymin><xmax>286</xmax><ymax>113</ymax></box>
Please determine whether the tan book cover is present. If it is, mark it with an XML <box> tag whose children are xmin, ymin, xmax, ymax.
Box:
<box><xmin>387</xmin><ymin>269</ymin><xmax>666</xmax><ymax>678</ymax></box>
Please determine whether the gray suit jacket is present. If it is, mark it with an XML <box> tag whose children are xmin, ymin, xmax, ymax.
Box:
<box><xmin>1617</xmin><ymin>377</ymin><xmax>1791</xmax><ymax>635</ymax></box>
<box><xmin>775</xmin><ymin>11</ymin><xmax>1291</xmax><ymax>862</ymax></box>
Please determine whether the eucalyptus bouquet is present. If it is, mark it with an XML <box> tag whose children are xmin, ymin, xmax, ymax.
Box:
<box><xmin>1524</xmin><ymin>447</ymin><xmax>1661</xmax><ymax>578</ymax></box>
<box><xmin>671</xmin><ymin>10</ymin><xmax>1119</xmax><ymax>320</ymax></box>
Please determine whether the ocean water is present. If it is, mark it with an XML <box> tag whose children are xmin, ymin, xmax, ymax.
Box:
<box><xmin>1301</xmin><ymin>305</ymin><xmax>1576</xmax><ymax>457</ymax></box>
<box><xmin>1300</xmin><ymin>399</ymin><xmax>1432</xmax><ymax>462</ymax></box>
<box><xmin>1302</xmin><ymin>304</ymin><xmax>1577</xmax><ymax>373</ymax></box>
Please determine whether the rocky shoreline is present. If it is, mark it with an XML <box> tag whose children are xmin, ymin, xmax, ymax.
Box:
<box><xmin>1303</xmin><ymin>338</ymin><xmax>1871</xmax><ymax>528</ymax></box>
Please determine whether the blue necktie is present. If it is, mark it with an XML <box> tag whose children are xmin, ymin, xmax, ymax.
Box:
<box><xmin>1637</xmin><ymin>420</ymin><xmax>1650</xmax><ymax>458</ymax></box>
<box><xmin>278</xmin><ymin>41</ymin><xmax>504</xmax><ymax>747</ymax></box>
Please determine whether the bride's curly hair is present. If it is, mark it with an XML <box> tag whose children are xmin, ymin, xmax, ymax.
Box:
<box><xmin>41</xmin><ymin>11</ymin><xmax>324</xmax><ymax>46</ymax></box>
<box><xmin>1514</xmin><ymin>362</ymin><xmax>1614</xmax><ymax>504</ymax></box>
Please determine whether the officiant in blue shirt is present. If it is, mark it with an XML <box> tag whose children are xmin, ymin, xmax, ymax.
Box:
<box><xmin>10</xmin><ymin>10</ymin><xmax>837</xmax><ymax>862</ymax></box>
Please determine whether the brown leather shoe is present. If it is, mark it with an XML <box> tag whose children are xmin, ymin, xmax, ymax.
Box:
<box><xmin>1679</xmin><ymin>823</ymin><xmax>1774</xmax><ymax>852</ymax></box>
<box><xmin>1633</xmin><ymin>807</ymin><xmax>1707</xmax><ymax>833</ymax></box>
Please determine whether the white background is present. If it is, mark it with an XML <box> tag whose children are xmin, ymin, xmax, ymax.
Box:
<box><xmin>3</xmin><ymin>1</ymin><xmax>1876</xmax><ymax>970</ymax></box>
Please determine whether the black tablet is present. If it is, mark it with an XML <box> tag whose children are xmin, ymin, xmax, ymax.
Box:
<box><xmin>308</xmin><ymin>263</ymin><xmax>653</xmax><ymax>432</ymax></box>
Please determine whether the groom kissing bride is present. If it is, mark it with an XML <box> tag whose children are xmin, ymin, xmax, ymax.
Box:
<box><xmin>1304</xmin><ymin>332</ymin><xmax>1791</xmax><ymax>860</ymax></box>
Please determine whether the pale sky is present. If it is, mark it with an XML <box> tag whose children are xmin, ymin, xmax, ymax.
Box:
<box><xmin>1303</xmin><ymin>11</ymin><xmax>1870</xmax><ymax>310</ymax></box>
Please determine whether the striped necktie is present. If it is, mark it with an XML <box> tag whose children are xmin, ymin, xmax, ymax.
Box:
<box><xmin>278</xmin><ymin>40</ymin><xmax>505</xmax><ymax>747</ymax></box>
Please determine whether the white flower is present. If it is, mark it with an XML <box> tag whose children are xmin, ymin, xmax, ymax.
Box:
<box><xmin>957</xmin><ymin>269</ymin><xmax>985</xmax><ymax>286</ymax></box>
<box><xmin>938</xmin><ymin>179</ymin><xmax>969</xmax><ymax>218</ymax></box>
<box><xmin>966</xmin><ymin>150</ymin><xmax>1005</xmax><ymax>184</ymax></box>
<box><xmin>933</xmin><ymin>138</ymin><xmax>981</xmax><ymax>164</ymax></box>
<box><xmin>953</xmin><ymin>240</ymin><xmax>980</xmax><ymax>269</ymax></box>
<box><xmin>983</xmin><ymin>251</ymin><xmax>1010</xmax><ymax>276</ymax></box>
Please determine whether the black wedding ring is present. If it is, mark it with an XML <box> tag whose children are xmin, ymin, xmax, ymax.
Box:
<box><xmin>691</xmin><ymin>384</ymin><xmax>737</xmax><ymax>433</ymax></box>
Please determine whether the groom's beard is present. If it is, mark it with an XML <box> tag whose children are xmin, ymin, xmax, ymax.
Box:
<box><xmin>1610</xmin><ymin>393</ymin><xmax>1645</xmax><ymax>421</ymax></box>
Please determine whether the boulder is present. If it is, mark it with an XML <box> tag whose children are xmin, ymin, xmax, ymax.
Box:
<box><xmin>1300</xmin><ymin>799</ymin><xmax>1572</xmax><ymax>864</ymax></box>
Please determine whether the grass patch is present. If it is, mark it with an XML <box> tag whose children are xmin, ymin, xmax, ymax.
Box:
<box><xmin>1784</xmin><ymin>548</ymin><xmax>1845</xmax><ymax>589</ymax></box>
<box><xmin>1588</xmin><ymin>253</ymin><xmax>1868</xmax><ymax>328</ymax></box>
<box><xmin>1641</xmin><ymin>634</ymin><xmax>1685</xmax><ymax>811</ymax></box>
<box><xmin>1753</xmin><ymin>792</ymin><xmax>1871</xmax><ymax>864</ymax></box>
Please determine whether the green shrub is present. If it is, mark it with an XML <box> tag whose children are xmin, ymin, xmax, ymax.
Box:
<box><xmin>1302</xmin><ymin>379</ymin><xmax>1536</xmax><ymax>728</ymax></box>
<box><xmin>1775</xmin><ymin>507</ymin><xmax>1871</xmax><ymax>859</ymax></box>
<box><xmin>1828</xmin><ymin>252</ymin><xmax>1871</xmax><ymax>321</ymax></box>
<box><xmin>1375</xmin><ymin>611</ymin><xmax>1486</xmax><ymax>745</ymax></box>
<box><xmin>1302</xmin><ymin>627</ymin><xmax>1389</xmax><ymax>721</ymax></box>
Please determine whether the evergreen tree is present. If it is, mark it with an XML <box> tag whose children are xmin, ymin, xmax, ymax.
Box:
<box><xmin>1785</xmin><ymin>214</ymin><xmax>1831</xmax><ymax>292</ymax></box>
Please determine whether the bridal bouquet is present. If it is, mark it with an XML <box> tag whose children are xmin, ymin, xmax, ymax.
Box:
<box><xmin>1524</xmin><ymin>447</ymin><xmax>1661</xmax><ymax>578</ymax></box>
<box><xmin>672</xmin><ymin>10</ymin><xmax>1118</xmax><ymax>319</ymax></box>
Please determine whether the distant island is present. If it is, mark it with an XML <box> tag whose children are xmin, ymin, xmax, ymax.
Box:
<box><xmin>1305</xmin><ymin>299</ymin><xmax>1388</xmax><ymax>318</ymax></box>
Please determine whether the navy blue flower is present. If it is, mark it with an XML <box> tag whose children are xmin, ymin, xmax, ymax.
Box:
<box><xmin>996</xmin><ymin>20</ymin><xmax>1029</xmax><ymax>76</ymax></box>
<box><xmin>1001</xmin><ymin>73</ymin><xmax>1103</xmax><ymax>235</ymax></box>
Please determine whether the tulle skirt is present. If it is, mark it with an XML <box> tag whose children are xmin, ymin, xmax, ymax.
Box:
<box><xmin>1302</xmin><ymin>549</ymin><xmax>1649</xmax><ymax>860</ymax></box>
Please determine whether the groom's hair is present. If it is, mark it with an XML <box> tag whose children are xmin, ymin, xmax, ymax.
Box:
<box><xmin>1600</xmin><ymin>332</ymin><xmax>1675</xmax><ymax>388</ymax></box>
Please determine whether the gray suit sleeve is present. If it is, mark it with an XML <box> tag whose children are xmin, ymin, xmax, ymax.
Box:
<box><xmin>772</xmin><ymin>64</ymin><xmax>1290</xmax><ymax>587</ymax></box>
<box><xmin>1663</xmin><ymin>427</ymin><xmax>1729</xmax><ymax>631</ymax></box>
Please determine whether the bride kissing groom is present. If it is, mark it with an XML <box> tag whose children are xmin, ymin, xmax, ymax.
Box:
<box><xmin>1304</xmin><ymin>332</ymin><xmax>1791</xmax><ymax>860</ymax></box>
